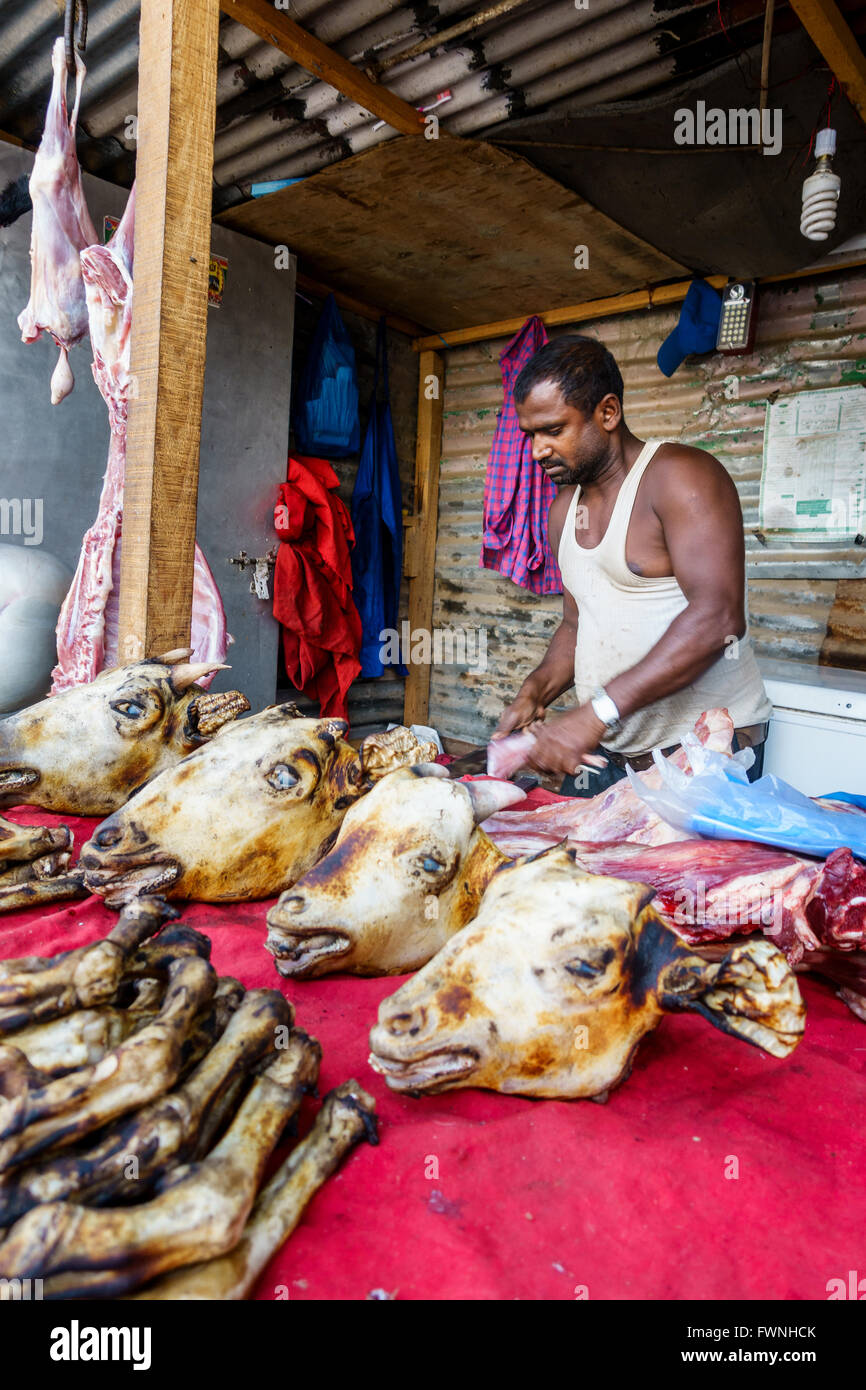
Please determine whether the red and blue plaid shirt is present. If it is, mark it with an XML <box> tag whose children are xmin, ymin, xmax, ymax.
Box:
<box><xmin>480</xmin><ymin>315</ymin><xmax>562</xmax><ymax>594</ymax></box>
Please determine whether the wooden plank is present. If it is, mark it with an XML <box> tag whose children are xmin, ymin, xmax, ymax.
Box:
<box><xmin>788</xmin><ymin>0</ymin><xmax>866</xmax><ymax>126</ymax></box>
<box><xmin>295</xmin><ymin>269</ymin><xmax>428</xmax><ymax>338</ymax></box>
<box><xmin>219</xmin><ymin>136</ymin><xmax>686</xmax><ymax>333</ymax></box>
<box><xmin>219</xmin><ymin>0</ymin><xmax>424</xmax><ymax>137</ymax></box>
<box><xmin>413</xmin><ymin>252</ymin><xmax>866</xmax><ymax>350</ymax></box>
<box><xmin>118</xmin><ymin>0</ymin><xmax>220</xmax><ymax>660</ymax></box>
<box><xmin>413</xmin><ymin>278</ymin><xmax>729</xmax><ymax>351</ymax></box>
<box><xmin>403</xmin><ymin>351</ymin><xmax>444</xmax><ymax>727</ymax></box>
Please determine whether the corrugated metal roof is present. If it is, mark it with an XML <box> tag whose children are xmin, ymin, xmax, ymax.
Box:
<box><xmin>0</xmin><ymin>0</ymin><xmax>830</xmax><ymax>210</ymax></box>
<box><xmin>428</xmin><ymin>266</ymin><xmax>866</xmax><ymax>744</ymax></box>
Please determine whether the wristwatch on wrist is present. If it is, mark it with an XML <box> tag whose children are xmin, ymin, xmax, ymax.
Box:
<box><xmin>590</xmin><ymin>687</ymin><xmax>622</xmax><ymax>734</ymax></box>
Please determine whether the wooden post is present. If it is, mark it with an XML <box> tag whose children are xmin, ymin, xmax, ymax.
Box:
<box><xmin>403</xmin><ymin>350</ymin><xmax>444</xmax><ymax>727</ymax></box>
<box><xmin>118</xmin><ymin>0</ymin><xmax>220</xmax><ymax>661</ymax></box>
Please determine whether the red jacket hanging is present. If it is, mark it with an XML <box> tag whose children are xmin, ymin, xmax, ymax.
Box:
<box><xmin>273</xmin><ymin>454</ymin><xmax>362</xmax><ymax>722</ymax></box>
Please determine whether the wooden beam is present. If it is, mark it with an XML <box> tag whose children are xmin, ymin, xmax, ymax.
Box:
<box><xmin>413</xmin><ymin>278</ymin><xmax>728</xmax><ymax>352</ymax></box>
<box><xmin>219</xmin><ymin>0</ymin><xmax>425</xmax><ymax>137</ymax></box>
<box><xmin>295</xmin><ymin>268</ymin><xmax>429</xmax><ymax>338</ymax></box>
<box><xmin>403</xmin><ymin>351</ymin><xmax>445</xmax><ymax>727</ymax></box>
<box><xmin>413</xmin><ymin>253</ymin><xmax>866</xmax><ymax>350</ymax></box>
<box><xmin>788</xmin><ymin>0</ymin><xmax>866</xmax><ymax>126</ymax></box>
<box><xmin>118</xmin><ymin>0</ymin><xmax>220</xmax><ymax>660</ymax></box>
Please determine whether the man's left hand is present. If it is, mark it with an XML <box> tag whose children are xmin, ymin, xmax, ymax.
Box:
<box><xmin>525</xmin><ymin>704</ymin><xmax>609</xmax><ymax>777</ymax></box>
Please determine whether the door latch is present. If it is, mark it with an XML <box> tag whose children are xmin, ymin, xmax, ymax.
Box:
<box><xmin>228</xmin><ymin>547</ymin><xmax>277</xmax><ymax>601</ymax></box>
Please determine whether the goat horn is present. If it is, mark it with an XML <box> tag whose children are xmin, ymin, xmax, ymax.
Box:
<box><xmin>169</xmin><ymin>662</ymin><xmax>231</xmax><ymax>693</ymax></box>
<box><xmin>156</xmin><ymin>647</ymin><xmax>193</xmax><ymax>663</ymax></box>
<box><xmin>464</xmin><ymin>779</ymin><xmax>527</xmax><ymax>825</ymax></box>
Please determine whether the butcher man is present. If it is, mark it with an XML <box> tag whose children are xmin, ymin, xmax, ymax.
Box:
<box><xmin>494</xmin><ymin>335</ymin><xmax>771</xmax><ymax>795</ymax></box>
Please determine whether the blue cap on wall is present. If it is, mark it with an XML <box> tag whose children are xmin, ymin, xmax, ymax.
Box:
<box><xmin>657</xmin><ymin>279</ymin><xmax>723</xmax><ymax>377</ymax></box>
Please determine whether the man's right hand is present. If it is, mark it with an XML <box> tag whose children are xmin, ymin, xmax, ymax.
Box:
<box><xmin>492</xmin><ymin>682</ymin><xmax>548</xmax><ymax>739</ymax></box>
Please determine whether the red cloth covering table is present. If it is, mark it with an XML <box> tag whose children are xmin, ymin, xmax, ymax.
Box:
<box><xmin>1</xmin><ymin>797</ymin><xmax>863</xmax><ymax>1302</ymax></box>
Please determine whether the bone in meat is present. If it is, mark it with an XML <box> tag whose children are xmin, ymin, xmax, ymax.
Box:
<box><xmin>129</xmin><ymin>1079</ymin><xmax>377</xmax><ymax>1301</ymax></box>
<box><xmin>0</xmin><ymin>1033</ymin><xmax>323</xmax><ymax>1296</ymax></box>
<box><xmin>486</xmin><ymin>729</ymin><xmax>539</xmax><ymax>780</ymax></box>
<box><xmin>17</xmin><ymin>39</ymin><xmax>97</xmax><ymax>404</ymax></box>
<box><xmin>0</xmin><ymin>955</ymin><xmax>215</xmax><ymax>1171</ymax></box>
<box><xmin>0</xmin><ymin>990</ymin><xmax>294</xmax><ymax>1226</ymax></box>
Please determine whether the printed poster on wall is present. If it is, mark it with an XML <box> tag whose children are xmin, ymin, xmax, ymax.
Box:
<box><xmin>759</xmin><ymin>385</ymin><xmax>866</xmax><ymax>540</ymax></box>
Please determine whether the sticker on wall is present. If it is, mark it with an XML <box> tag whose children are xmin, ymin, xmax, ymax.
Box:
<box><xmin>103</xmin><ymin>217</ymin><xmax>228</xmax><ymax>308</ymax></box>
<box><xmin>208</xmin><ymin>255</ymin><xmax>229</xmax><ymax>308</ymax></box>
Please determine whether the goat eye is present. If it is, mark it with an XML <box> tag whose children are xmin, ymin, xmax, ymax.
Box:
<box><xmin>113</xmin><ymin>700</ymin><xmax>145</xmax><ymax>718</ymax></box>
<box><xmin>565</xmin><ymin>959</ymin><xmax>604</xmax><ymax>980</ymax></box>
<box><xmin>420</xmin><ymin>856</ymin><xmax>446</xmax><ymax>873</ymax></box>
<box><xmin>268</xmin><ymin>763</ymin><xmax>300</xmax><ymax>791</ymax></box>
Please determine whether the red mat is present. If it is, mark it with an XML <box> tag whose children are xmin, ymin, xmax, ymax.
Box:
<box><xmin>2</xmin><ymin>802</ymin><xmax>864</xmax><ymax>1301</ymax></box>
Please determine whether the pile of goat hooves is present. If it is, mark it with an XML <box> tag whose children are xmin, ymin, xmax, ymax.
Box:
<box><xmin>0</xmin><ymin>894</ymin><xmax>378</xmax><ymax>1299</ymax></box>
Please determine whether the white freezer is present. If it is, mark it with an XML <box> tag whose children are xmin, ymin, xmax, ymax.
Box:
<box><xmin>758</xmin><ymin>657</ymin><xmax>866</xmax><ymax>797</ymax></box>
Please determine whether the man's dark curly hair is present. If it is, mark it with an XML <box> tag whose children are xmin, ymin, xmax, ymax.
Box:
<box><xmin>514</xmin><ymin>334</ymin><xmax>624</xmax><ymax>416</ymax></box>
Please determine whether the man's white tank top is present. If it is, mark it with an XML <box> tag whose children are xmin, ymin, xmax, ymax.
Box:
<box><xmin>557</xmin><ymin>439</ymin><xmax>771</xmax><ymax>755</ymax></box>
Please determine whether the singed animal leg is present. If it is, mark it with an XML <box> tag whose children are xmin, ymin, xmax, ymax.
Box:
<box><xmin>124</xmin><ymin>925</ymin><xmax>212</xmax><ymax>979</ymax></box>
<box><xmin>0</xmin><ymin>1007</ymin><xmax>141</xmax><ymax>1077</ymax></box>
<box><xmin>0</xmin><ymin>990</ymin><xmax>293</xmax><ymax>1225</ymax></box>
<box><xmin>0</xmin><ymin>819</ymin><xmax>71</xmax><ymax>865</ymax></box>
<box><xmin>0</xmin><ymin>1031</ymin><xmax>322</xmax><ymax>1296</ymax></box>
<box><xmin>129</xmin><ymin>1079</ymin><xmax>377</xmax><ymax>1301</ymax></box>
<box><xmin>0</xmin><ymin>955</ymin><xmax>216</xmax><ymax>1171</ymax></box>
<box><xmin>0</xmin><ymin>871</ymin><xmax>87</xmax><ymax>914</ymax></box>
<box><xmin>0</xmin><ymin>896</ymin><xmax>176</xmax><ymax>1031</ymax></box>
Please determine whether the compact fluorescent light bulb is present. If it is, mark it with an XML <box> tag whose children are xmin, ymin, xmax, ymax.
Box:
<box><xmin>801</xmin><ymin>128</ymin><xmax>841</xmax><ymax>241</ymax></box>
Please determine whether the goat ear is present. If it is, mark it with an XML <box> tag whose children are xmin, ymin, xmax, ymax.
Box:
<box><xmin>657</xmin><ymin>939</ymin><xmax>805</xmax><ymax>1058</ymax></box>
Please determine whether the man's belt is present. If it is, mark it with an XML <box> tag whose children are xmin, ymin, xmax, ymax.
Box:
<box><xmin>603</xmin><ymin>722</ymin><xmax>769</xmax><ymax>774</ymax></box>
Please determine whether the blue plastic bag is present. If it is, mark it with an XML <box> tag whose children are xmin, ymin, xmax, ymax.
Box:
<box><xmin>351</xmin><ymin>319</ymin><xmax>404</xmax><ymax>677</ymax></box>
<box><xmin>293</xmin><ymin>294</ymin><xmax>360</xmax><ymax>457</ymax></box>
<box><xmin>628</xmin><ymin>735</ymin><xmax>866</xmax><ymax>861</ymax></box>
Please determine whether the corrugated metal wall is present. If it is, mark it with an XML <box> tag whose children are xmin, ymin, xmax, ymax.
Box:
<box><xmin>429</xmin><ymin>266</ymin><xmax>866</xmax><ymax>744</ymax></box>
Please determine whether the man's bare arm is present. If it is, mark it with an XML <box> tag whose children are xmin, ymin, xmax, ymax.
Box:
<box><xmin>605</xmin><ymin>448</ymin><xmax>747</xmax><ymax>720</ymax></box>
<box><xmin>493</xmin><ymin>490</ymin><xmax>578</xmax><ymax>736</ymax></box>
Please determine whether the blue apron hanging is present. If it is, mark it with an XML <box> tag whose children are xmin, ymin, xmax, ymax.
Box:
<box><xmin>351</xmin><ymin>319</ymin><xmax>404</xmax><ymax>677</ymax></box>
<box><xmin>293</xmin><ymin>294</ymin><xmax>360</xmax><ymax>457</ymax></box>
